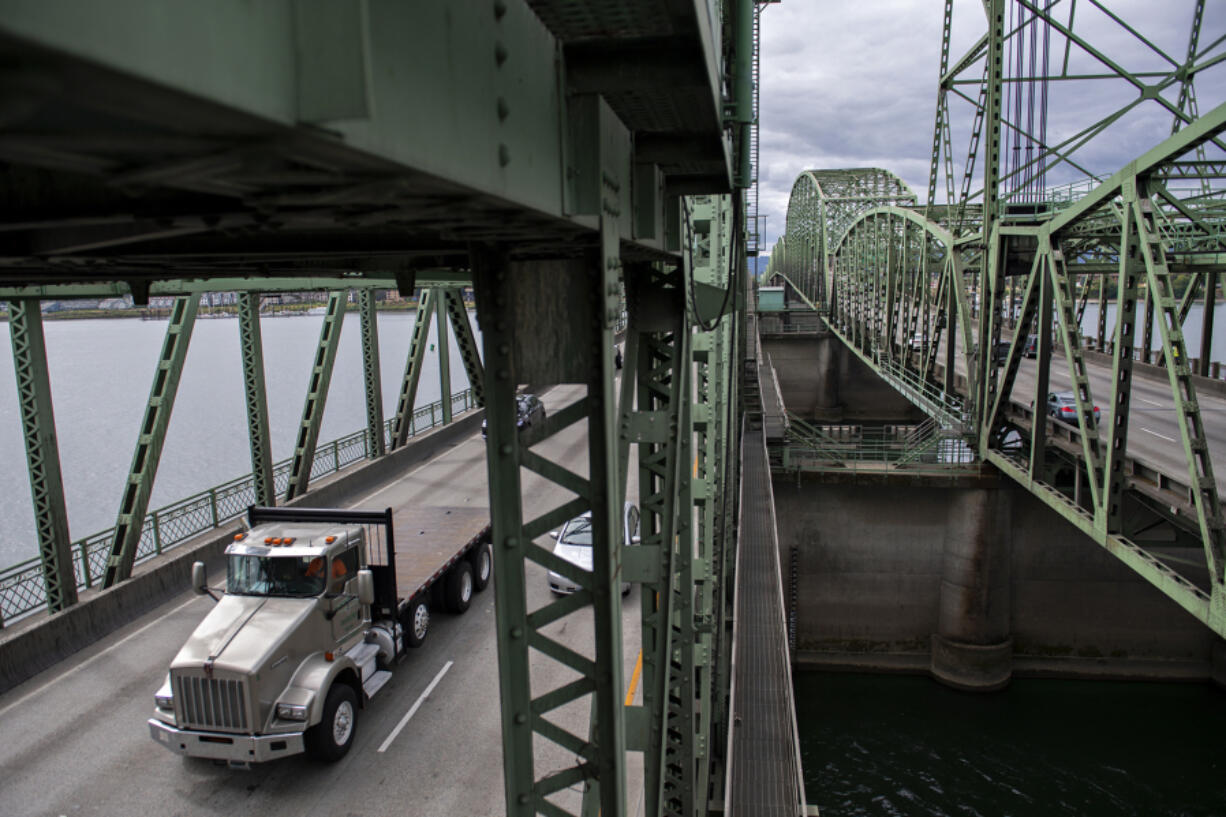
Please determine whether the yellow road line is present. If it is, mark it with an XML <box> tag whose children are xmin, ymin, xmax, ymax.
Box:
<box><xmin>624</xmin><ymin>649</ymin><xmax>644</xmax><ymax>706</ymax></box>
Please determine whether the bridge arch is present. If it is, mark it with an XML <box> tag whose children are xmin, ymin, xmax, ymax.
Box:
<box><xmin>770</xmin><ymin>168</ymin><xmax>917</xmax><ymax>307</ymax></box>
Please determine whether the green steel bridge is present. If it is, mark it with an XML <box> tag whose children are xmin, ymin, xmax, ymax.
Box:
<box><xmin>767</xmin><ymin>2</ymin><xmax>1226</xmax><ymax>645</ymax></box>
<box><xmin>2</xmin><ymin>1</ymin><xmax>1225</xmax><ymax>815</ymax></box>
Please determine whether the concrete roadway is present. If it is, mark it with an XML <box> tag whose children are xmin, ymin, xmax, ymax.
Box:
<box><xmin>0</xmin><ymin>383</ymin><xmax>645</xmax><ymax>817</ymax></box>
<box><xmin>929</xmin><ymin>328</ymin><xmax>1226</xmax><ymax>488</ymax></box>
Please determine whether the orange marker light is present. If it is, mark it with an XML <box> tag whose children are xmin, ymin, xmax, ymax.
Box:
<box><xmin>264</xmin><ymin>537</ymin><xmax>273</xmax><ymax>544</ymax></box>
<box><xmin>325</xmin><ymin>536</ymin><xmax>336</xmax><ymax>544</ymax></box>
<box><xmin>284</xmin><ymin>537</ymin><xmax>295</xmax><ymax>545</ymax></box>
<box><xmin>324</xmin><ymin>652</ymin><xmax>334</xmax><ymax>662</ymax></box>
<box><xmin>233</xmin><ymin>533</ymin><xmax>244</xmax><ymax>541</ymax></box>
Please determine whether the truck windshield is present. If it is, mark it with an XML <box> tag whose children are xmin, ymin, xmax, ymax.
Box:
<box><xmin>226</xmin><ymin>555</ymin><xmax>326</xmax><ymax>598</ymax></box>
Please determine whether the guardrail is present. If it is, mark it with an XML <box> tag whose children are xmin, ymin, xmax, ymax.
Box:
<box><xmin>774</xmin><ymin>413</ymin><xmax>976</xmax><ymax>475</ymax></box>
<box><xmin>0</xmin><ymin>389</ymin><xmax>478</xmax><ymax>623</ymax></box>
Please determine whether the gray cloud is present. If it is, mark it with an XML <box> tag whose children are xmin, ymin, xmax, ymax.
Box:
<box><xmin>755</xmin><ymin>0</ymin><xmax>1226</xmax><ymax>258</ymax></box>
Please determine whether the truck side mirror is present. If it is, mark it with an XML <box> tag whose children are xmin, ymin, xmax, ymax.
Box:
<box><xmin>357</xmin><ymin>569</ymin><xmax>375</xmax><ymax>606</ymax></box>
<box><xmin>191</xmin><ymin>561</ymin><xmax>207</xmax><ymax>595</ymax></box>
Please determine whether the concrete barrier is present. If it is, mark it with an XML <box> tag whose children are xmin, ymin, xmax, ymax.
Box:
<box><xmin>0</xmin><ymin>409</ymin><xmax>484</xmax><ymax>695</ymax></box>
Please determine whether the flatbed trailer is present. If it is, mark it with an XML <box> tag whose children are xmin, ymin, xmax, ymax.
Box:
<box><xmin>247</xmin><ymin>504</ymin><xmax>493</xmax><ymax>648</ymax></box>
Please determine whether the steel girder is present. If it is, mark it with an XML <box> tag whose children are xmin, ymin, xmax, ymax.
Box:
<box><xmin>284</xmin><ymin>290</ymin><xmax>346</xmax><ymax>501</ymax></box>
<box><xmin>237</xmin><ymin>292</ymin><xmax>275</xmax><ymax>507</ymax></box>
<box><xmin>443</xmin><ymin>288</ymin><xmax>486</xmax><ymax>409</ymax></box>
<box><xmin>473</xmin><ymin>118</ymin><xmax>736</xmax><ymax>815</ymax></box>
<box><xmin>474</xmin><ymin>242</ymin><xmax>631</xmax><ymax>817</ymax></box>
<box><xmin>358</xmin><ymin>289</ymin><xmax>386</xmax><ymax>459</ymax></box>
<box><xmin>103</xmin><ymin>294</ymin><xmax>200</xmax><ymax>586</ymax></box>
<box><xmin>8</xmin><ymin>300</ymin><xmax>75</xmax><ymax>614</ymax></box>
<box><xmin>389</xmin><ymin>288</ymin><xmax>436</xmax><ymax>451</ymax></box>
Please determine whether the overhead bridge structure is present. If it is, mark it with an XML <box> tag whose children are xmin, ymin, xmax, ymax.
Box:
<box><xmin>767</xmin><ymin>1</ymin><xmax>1226</xmax><ymax>644</ymax></box>
<box><xmin>0</xmin><ymin>1</ymin><xmax>805</xmax><ymax>816</ymax></box>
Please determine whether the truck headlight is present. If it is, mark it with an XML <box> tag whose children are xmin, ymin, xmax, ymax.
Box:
<box><xmin>155</xmin><ymin>677</ymin><xmax>174</xmax><ymax>710</ymax></box>
<box><xmin>276</xmin><ymin>703</ymin><xmax>309</xmax><ymax>721</ymax></box>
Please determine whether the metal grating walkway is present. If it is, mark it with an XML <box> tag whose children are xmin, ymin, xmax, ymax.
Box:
<box><xmin>726</xmin><ymin>423</ymin><xmax>806</xmax><ymax>815</ymax></box>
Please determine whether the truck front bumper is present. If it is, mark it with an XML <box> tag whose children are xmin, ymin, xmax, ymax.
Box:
<box><xmin>148</xmin><ymin>718</ymin><xmax>305</xmax><ymax>763</ymax></box>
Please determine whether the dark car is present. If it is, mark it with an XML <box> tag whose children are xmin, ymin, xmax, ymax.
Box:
<box><xmin>481</xmin><ymin>393</ymin><xmax>546</xmax><ymax>438</ymax></box>
<box><xmin>1046</xmin><ymin>391</ymin><xmax>1100</xmax><ymax>425</ymax></box>
<box><xmin>1024</xmin><ymin>334</ymin><xmax>1038</xmax><ymax>358</ymax></box>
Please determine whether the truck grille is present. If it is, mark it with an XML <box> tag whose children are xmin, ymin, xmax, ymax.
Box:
<box><xmin>173</xmin><ymin>672</ymin><xmax>250</xmax><ymax>732</ymax></box>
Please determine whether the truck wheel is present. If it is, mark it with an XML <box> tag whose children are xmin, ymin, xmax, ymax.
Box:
<box><xmin>404</xmin><ymin>598</ymin><xmax>429</xmax><ymax>648</ymax></box>
<box><xmin>306</xmin><ymin>684</ymin><xmax>357</xmax><ymax>762</ymax></box>
<box><xmin>471</xmin><ymin>543</ymin><xmax>492</xmax><ymax>592</ymax></box>
<box><xmin>445</xmin><ymin>560</ymin><xmax>474</xmax><ymax>614</ymax></box>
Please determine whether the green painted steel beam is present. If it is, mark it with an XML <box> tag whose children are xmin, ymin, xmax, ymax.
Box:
<box><xmin>103</xmin><ymin>294</ymin><xmax>199</xmax><ymax>586</ymax></box>
<box><xmin>389</xmin><ymin>288</ymin><xmax>436</xmax><ymax>450</ymax></box>
<box><xmin>0</xmin><ymin>272</ymin><xmax>473</xmax><ymax>300</ymax></box>
<box><xmin>358</xmin><ymin>289</ymin><xmax>386</xmax><ymax>458</ymax></box>
<box><xmin>8</xmin><ymin>300</ymin><xmax>76</xmax><ymax>614</ymax></box>
<box><xmin>435</xmin><ymin>288</ymin><xmax>452</xmax><ymax>426</ymax></box>
<box><xmin>443</xmin><ymin>287</ymin><xmax>485</xmax><ymax>409</ymax></box>
<box><xmin>284</xmin><ymin>290</ymin><xmax>346</xmax><ymax>501</ymax></box>
<box><xmin>237</xmin><ymin>292</ymin><xmax>275</xmax><ymax>507</ymax></box>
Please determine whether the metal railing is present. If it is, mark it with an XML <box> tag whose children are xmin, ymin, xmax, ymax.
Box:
<box><xmin>0</xmin><ymin>389</ymin><xmax>477</xmax><ymax>623</ymax></box>
<box><xmin>775</xmin><ymin>413</ymin><xmax>976</xmax><ymax>475</ymax></box>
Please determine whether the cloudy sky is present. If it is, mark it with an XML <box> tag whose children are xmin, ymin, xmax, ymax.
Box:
<box><xmin>755</xmin><ymin>0</ymin><xmax>1226</xmax><ymax>257</ymax></box>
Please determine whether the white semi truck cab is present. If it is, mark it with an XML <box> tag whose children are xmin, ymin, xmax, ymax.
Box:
<box><xmin>149</xmin><ymin>505</ymin><xmax>491</xmax><ymax>765</ymax></box>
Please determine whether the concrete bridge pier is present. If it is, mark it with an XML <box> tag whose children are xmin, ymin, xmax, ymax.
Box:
<box><xmin>930</xmin><ymin>488</ymin><xmax>1014</xmax><ymax>691</ymax></box>
<box><xmin>811</xmin><ymin>334</ymin><xmax>843</xmax><ymax>420</ymax></box>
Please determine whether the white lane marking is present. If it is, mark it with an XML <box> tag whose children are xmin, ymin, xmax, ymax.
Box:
<box><xmin>1137</xmin><ymin>397</ymin><xmax>1163</xmax><ymax>407</ymax></box>
<box><xmin>1141</xmin><ymin>427</ymin><xmax>1176</xmax><ymax>443</ymax></box>
<box><xmin>0</xmin><ymin>594</ymin><xmax>204</xmax><ymax>719</ymax></box>
<box><xmin>378</xmin><ymin>660</ymin><xmax>453</xmax><ymax>753</ymax></box>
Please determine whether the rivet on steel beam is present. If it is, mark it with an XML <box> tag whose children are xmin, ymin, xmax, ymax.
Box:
<box><xmin>493</xmin><ymin>0</ymin><xmax>507</xmax><ymax>18</ymax></box>
<box><xmin>518</xmin><ymin>794</ymin><xmax>530</xmax><ymax>805</ymax></box>
<box><xmin>500</xmin><ymin>444</ymin><xmax>512</xmax><ymax>455</ymax></box>
<box><xmin>497</xmin><ymin>369</ymin><xmax>508</xmax><ymax>380</ymax></box>
<box><xmin>515</xmin><ymin>712</ymin><xmax>527</xmax><ymax>724</ymax></box>
<box><xmin>498</xmin><ymin>343</ymin><xmax>510</xmax><ymax>354</ymax></box>
<box><xmin>495</xmin><ymin>42</ymin><xmax>508</xmax><ymax>66</ymax></box>
<box><xmin>497</xmin><ymin>97</ymin><xmax>509</xmax><ymax>121</ymax></box>
<box><xmin>510</xmin><ymin>626</ymin><xmax>523</xmax><ymax>637</ymax></box>
<box><xmin>505</xmin><ymin>535</ymin><xmax>518</xmax><ymax>547</ymax></box>
<box><xmin>499</xmin><ymin>144</ymin><xmax>511</xmax><ymax>167</ymax></box>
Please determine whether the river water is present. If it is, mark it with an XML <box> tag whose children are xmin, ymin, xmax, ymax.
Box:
<box><xmin>0</xmin><ymin>310</ymin><xmax>475</xmax><ymax>568</ymax></box>
<box><xmin>797</xmin><ymin>671</ymin><xmax>1226</xmax><ymax>816</ymax></box>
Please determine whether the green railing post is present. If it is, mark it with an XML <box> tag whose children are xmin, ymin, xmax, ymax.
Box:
<box><xmin>78</xmin><ymin>542</ymin><xmax>92</xmax><ymax>590</ymax></box>
<box><xmin>209</xmin><ymin>488</ymin><xmax>219</xmax><ymax>529</ymax></box>
<box><xmin>152</xmin><ymin>512</ymin><xmax>162</xmax><ymax>556</ymax></box>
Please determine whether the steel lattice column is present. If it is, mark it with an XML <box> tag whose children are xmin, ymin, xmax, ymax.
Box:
<box><xmin>237</xmin><ymin>293</ymin><xmax>275</xmax><ymax>507</ymax></box>
<box><xmin>8</xmin><ymin>300</ymin><xmax>76</xmax><ymax>615</ymax></box>
<box><xmin>285</xmin><ymin>290</ymin><xmax>346</xmax><ymax>501</ymax></box>
<box><xmin>390</xmin><ymin>288</ymin><xmax>436</xmax><ymax>449</ymax></box>
<box><xmin>443</xmin><ymin>287</ymin><xmax>485</xmax><ymax>408</ymax></box>
<box><xmin>358</xmin><ymin>289</ymin><xmax>386</xmax><ymax>458</ymax></box>
<box><xmin>435</xmin><ymin>287</ymin><xmax>452</xmax><ymax>425</ymax></box>
<box><xmin>104</xmin><ymin>294</ymin><xmax>199</xmax><ymax>586</ymax></box>
<box><xmin>475</xmin><ymin>233</ymin><xmax>630</xmax><ymax>815</ymax></box>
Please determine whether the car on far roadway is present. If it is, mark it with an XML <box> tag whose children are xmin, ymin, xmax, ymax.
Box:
<box><xmin>1024</xmin><ymin>334</ymin><xmax>1038</xmax><ymax>358</ymax></box>
<box><xmin>1046</xmin><ymin>391</ymin><xmax>1101</xmax><ymax>425</ymax></box>
<box><xmin>482</xmin><ymin>393</ymin><xmax>546</xmax><ymax>438</ymax></box>
<box><xmin>548</xmin><ymin>502</ymin><xmax>640</xmax><ymax>595</ymax></box>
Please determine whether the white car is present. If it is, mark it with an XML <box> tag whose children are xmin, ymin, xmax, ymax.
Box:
<box><xmin>548</xmin><ymin>502</ymin><xmax>640</xmax><ymax>595</ymax></box>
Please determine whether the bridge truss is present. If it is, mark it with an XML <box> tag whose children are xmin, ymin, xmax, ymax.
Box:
<box><xmin>0</xmin><ymin>1</ymin><xmax>764</xmax><ymax>815</ymax></box>
<box><xmin>768</xmin><ymin>1</ymin><xmax>1226</xmax><ymax>638</ymax></box>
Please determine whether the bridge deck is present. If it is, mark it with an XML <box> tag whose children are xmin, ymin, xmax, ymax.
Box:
<box><xmin>728</xmin><ymin>424</ymin><xmax>805</xmax><ymax>815</ymax></box>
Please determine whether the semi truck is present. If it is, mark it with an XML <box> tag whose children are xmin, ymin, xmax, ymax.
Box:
<box><xmin>149</xmin><ymin>504</ymin><xmax>491</xmax><ymax>765</ymax></box>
